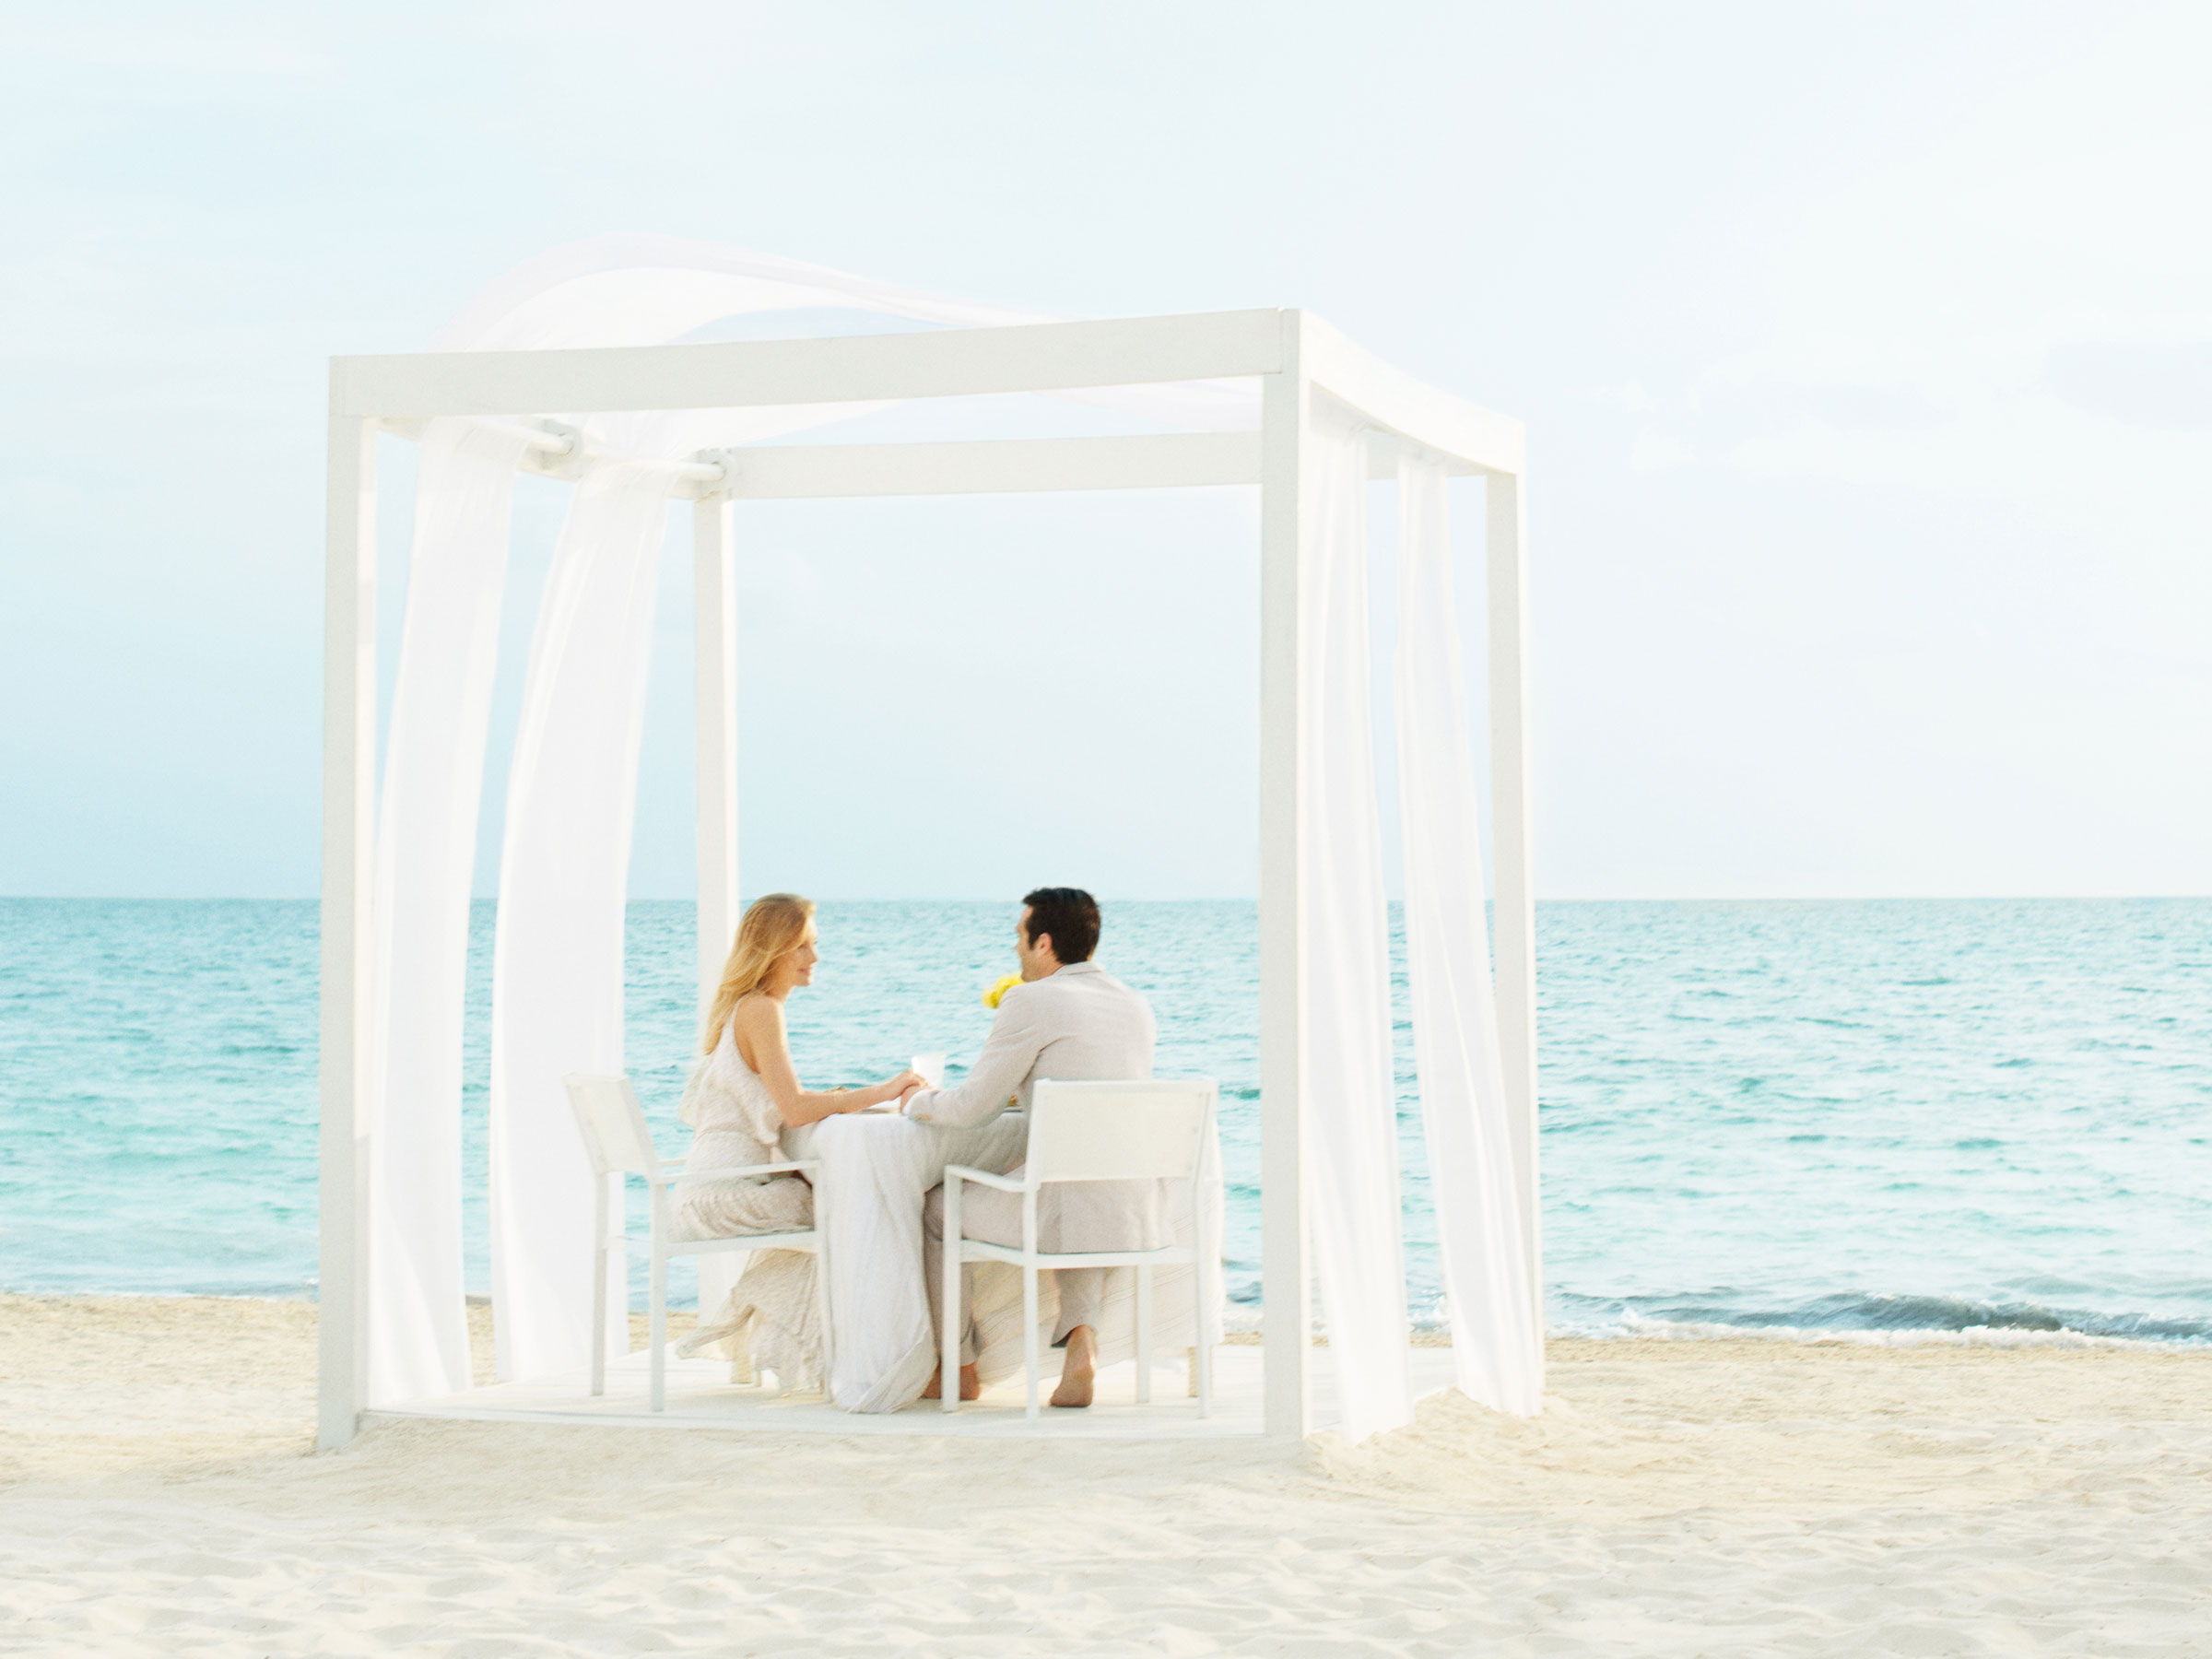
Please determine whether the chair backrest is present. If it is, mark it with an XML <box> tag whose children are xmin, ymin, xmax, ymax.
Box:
<box><xmin>1025</xmin><ymin>1078</ymin><xmax>1216</xmax><ymax>1184</ymax></box>
<box><xmin>562</xmin><ymin>1074</ymin><xmax>662</xmax><ymax>1179</ymax></box>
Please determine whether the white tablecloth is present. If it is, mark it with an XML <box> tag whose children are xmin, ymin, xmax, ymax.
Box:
<box><xmin>783</xmin><ymin>1109</ymin><xmax>1029</xmax><ymax>1413</ymax></box>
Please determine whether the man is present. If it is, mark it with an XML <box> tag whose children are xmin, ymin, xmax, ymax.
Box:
<box><xmin>909</xmin><ymin>887</ymin><xmax>1161</xmax><ymax>1407</ymax></box>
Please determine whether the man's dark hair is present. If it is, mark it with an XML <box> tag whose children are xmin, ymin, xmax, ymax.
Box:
<box><xmin>1021</xmin><ymin>887</ymin><xmax>1100</xmax><ymax>964</ymax></box>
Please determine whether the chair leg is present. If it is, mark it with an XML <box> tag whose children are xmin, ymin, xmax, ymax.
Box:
<box><xmin>649</xmin><ymin>1198</ymin><xmax>667</xmax><ymax>1414</ymax></box>
<box><xmin>590</xmin><ymin>1179</ymin><xmax>608</xmax><ymax>1398</ymax></box>
<box><xmin>1023</xmin><ymin>1264</ymin><xmax>1041</xmax><ymax>1422</ymax></box>
<box><xmin>941</xmin><ymin>1180</ymin><xmax>963</xmax><ymax>1415</ymax></box>
<box><xmin>1186</xmin><ymin>1347</ymin><xmax>1198</xmax><ymax>1398</ymax></box>
<box><xmin>612</xmin><ymin>1218</ymin><xmax>627</xmax><ymax>1357</ymax></box>
<box><xmin>1135</xmin><ymin>1265</ymin><xmax>1153</xmax><ymax>1405</ymax></box>
<box><xmin>1196</xmin><ymin>1263</ymin><xmax>1214</xmax><ymax>1419</ymax></box>
<box><xmin>1194</xmin><ymin>1179</ymin><xmax>1215</xmax><ymax>1418</ymax></box>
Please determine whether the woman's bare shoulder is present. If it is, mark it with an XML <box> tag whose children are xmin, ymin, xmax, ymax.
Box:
<box><xmin>731</xmin><ymin>993</ymin><xmax>785</xmax><ymax>1032</ymax></box>
<box><xmin>728</xmin><ymin>993</ymin><xmax>786</xmax><ymax>1074</ymax></box>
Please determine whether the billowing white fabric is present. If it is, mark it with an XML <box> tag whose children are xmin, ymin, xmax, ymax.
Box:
<box><xmin>1394</xmin><ymin>461</ymin><xmax>1544</xmax><ymax>1417</ymax></box>
<box><xmin>1300</xmin><ymin>405</ymin><xmax>1415</xmax><ymax>1443</ymax></box>
<box><xmin>432</xmin><ymin>234</ymin><xmax>1258</xmax><ymax>440</ymax></box>
<box><xmin>488</xmin><ymin>462</ymin><xmax>673</xmax><ymax>1382</ymax></box>
<box><xmin>364</xmin><ymin>418</ymin><xmax>532</xmax><ymax>1406</ymax></box>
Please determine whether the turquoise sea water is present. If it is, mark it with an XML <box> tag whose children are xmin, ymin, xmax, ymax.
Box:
<box><xmin>2</xmin><ymin>897</ymin><xmax>2207</xmax><ymax>1344</ymax></box>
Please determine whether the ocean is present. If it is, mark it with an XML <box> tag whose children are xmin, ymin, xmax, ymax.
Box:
<box><xmin>3</xmin><ymin>897</ymin><xmax>2206</xmax><ymax>1346</ymax></box>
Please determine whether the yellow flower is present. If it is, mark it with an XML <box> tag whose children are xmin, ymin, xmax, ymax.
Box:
<box><xmin>982</xmin><ymin>972</ymin><xmax>1023</xmax><ymax>1010</ymax></box>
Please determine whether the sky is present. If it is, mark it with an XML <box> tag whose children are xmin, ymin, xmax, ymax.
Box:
<box><xmin>3</xmin><ymin>1</ymin><xmax>2207</xmax><ymax>900</ymax></box>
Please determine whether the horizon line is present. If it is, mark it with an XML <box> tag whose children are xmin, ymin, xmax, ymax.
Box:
<box><xmin>5</xmin><ymin>892</ymin><xmax>2208</xmax><ymax>906</ymax></box>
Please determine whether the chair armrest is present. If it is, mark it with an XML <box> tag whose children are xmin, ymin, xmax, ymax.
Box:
<box><xmin>945</xmin><ymin>1163</ymin><xmax>1029</xmax><ymax>1194</ymax></box>
<box><xmin>665</xmin><ymin>1160</ymin><xmax>818</xmax><ymax>1186</ymax></box>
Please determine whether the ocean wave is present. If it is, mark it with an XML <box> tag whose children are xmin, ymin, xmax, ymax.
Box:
<box><xmin>1230</xmin><ymin>1289</ymin><xmax>2212</xmax><ymax>1348</ymax></box>
<box><xmin>1548</xmin><ymin>1290</ymin><xmax>2212</xmax><ymax>1347</ymax></box>
<box><xmin>1562</xmin><ymin>1314</ymin><xmax>2175</xmax><ymax>1351</ymax></box>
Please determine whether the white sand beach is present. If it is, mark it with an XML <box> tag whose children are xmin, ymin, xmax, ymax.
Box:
<box><xmin>3</xmin><ymin>1293</ymin><xmax>2207</xmax><ymax>1655</ymax></box>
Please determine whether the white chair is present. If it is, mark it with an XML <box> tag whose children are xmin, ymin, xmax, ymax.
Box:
<box><xmin>941</xmin><ymin>1077</ymin><xmax>1218</xmax><ymax>1421</ymax></box>
<box><xmin>562</xmin><ymin>1072</ymin><xmax>831</xmax><ymax>1413</ymax></box>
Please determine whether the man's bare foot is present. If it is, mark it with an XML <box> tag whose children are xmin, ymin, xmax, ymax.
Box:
<box><xmin>1050</xmin><ymin>1324</ymin><xmax>1098</xmax><ymax>1408</ymax></box>
<box><xmin>922</xmin><ymin>1363</ymin><xmax>980</xmax><ymax>1401</ymax></box>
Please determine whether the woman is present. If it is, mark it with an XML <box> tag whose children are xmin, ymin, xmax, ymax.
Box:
<box><xmin>675</xmin><ymin>892</ymin><xmax>924</xmax><ymax>1387</ymax></box>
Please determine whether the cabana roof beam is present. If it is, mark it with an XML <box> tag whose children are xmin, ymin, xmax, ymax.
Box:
<box><xmin>371</xmin><ymin>424</ymin><xmax>1483</xmax><ymax>505</ymax></box>
<box><xmin>334</xmin><ymin>310</ymin><xmax>1288</xmax><ymax>421</ymax></box>
<box><xmin>337</xmin><ymin>310</ymin><xmax>1521</xmax><ymax>476</ymax></box>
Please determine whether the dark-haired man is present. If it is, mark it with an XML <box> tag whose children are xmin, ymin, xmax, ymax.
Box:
<box><xmin>907</xmin><ymin>888</ymin><xmax>1160</xmax><ymax>1407</ymax></box>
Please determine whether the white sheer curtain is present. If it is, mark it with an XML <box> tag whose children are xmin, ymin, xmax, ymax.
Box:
<box><xmin>1393</xmin><ymin>461</ymin><xmax>1543</xmax><ymax>1416</ymax></box>
<box><xmin>365</xmin><ymin>418</ymin><xmax>531</xmax><ymax>1406</ymax></box>
<box><xmin>488</xmin><ymin>461</ymin><xmax>674</xmax><ymax>1382</ymax></box>
<box><xmin>1301</xmin><ymin>404</ymin><xmax>1416</xmax><ymax>1444</ymax></box>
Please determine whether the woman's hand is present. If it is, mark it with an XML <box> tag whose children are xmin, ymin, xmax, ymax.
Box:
<box><xmin>871</xmin><ymin>1069</ymin><xmax>929</xmax><ymax>1109</ymax></box>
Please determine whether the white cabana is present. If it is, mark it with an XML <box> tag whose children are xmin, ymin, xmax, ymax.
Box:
<box><xmin>316</xmin><ymin>242</ymin><xmax>1544</xmax><ymax>1449</ymax></box>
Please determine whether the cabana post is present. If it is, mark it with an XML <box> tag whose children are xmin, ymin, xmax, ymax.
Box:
<box><xmin>318</xmin><ymin>413</ymin><xmax>376</xmax><ymax>1452</ymax></box>
<box><xmin>318</xmin><ymin>305</ymin><xmax>1538</xmax><ymax>1449</ymax></box>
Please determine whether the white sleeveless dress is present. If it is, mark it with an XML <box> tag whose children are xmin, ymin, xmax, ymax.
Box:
<box><xmin>671</xmin><ymin>1017</ymin><xmax>822</xmax><ymax>1386</ymax></box>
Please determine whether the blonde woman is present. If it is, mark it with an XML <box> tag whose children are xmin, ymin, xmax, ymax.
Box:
<box><xmin>675</xmin><ymin>892</ymin><xmax>924</xmax><ymax>1384</ymax></box>
<box><xmin>677</xmin><ymin>891</ymin><xmax>926</xmax><ymax>1238</ymax></box>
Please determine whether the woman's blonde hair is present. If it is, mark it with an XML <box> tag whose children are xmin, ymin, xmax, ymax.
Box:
<box><xmin>703</xmin><ymin>892</ymin><xmax>817</xmax><ymax>1053</ymax></box>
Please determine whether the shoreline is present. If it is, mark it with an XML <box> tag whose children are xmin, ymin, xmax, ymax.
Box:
<box><xmin>9</xmin><ymin>1286</ymin><xmax>2201</xmax><ymax>1354</ymax></box>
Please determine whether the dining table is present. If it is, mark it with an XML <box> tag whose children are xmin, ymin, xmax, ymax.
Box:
<box><xmin>783</xmin><ymin>1106</ymin><xmax>1030</xmax><ymax>1413</ymax></box>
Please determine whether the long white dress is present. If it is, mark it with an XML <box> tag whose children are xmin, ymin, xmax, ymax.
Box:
<box><xmin>671</xmin><ymin>1017</ymin><xmax>822</xmax><ymax>1387</ymax></box>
